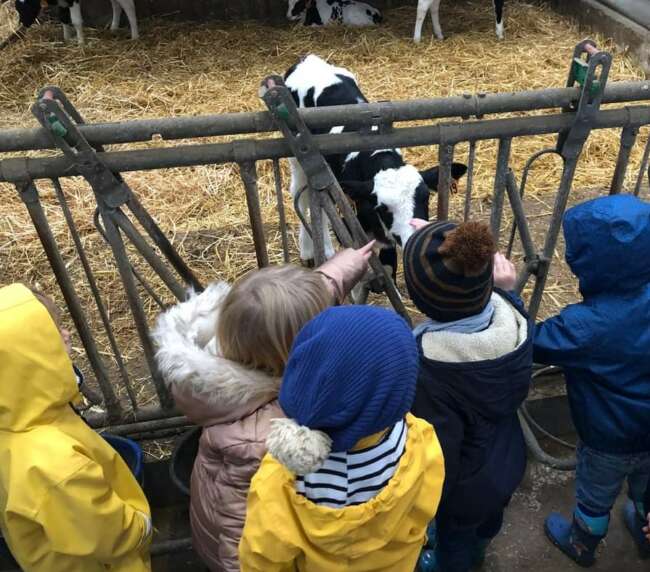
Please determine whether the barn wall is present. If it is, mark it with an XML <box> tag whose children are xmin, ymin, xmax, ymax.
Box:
<box><xmin>81</xmin><ymin>0</ymin><xmax>412</xmax><ymax>25</ymax></box>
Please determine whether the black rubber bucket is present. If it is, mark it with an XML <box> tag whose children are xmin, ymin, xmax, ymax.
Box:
<box><xmin>170</xmin><ymin>426</ymin><xmax>201</xmax><ymax>496</ymax></box>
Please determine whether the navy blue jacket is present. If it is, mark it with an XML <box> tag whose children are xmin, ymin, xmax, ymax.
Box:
<box><xmin>534</xmin><ymin>194</ymin><xmax>650</xmax><ymax>455</ymax></box>
<box><xmin>412</xmin><ymin>291</ymin><xmax>533</xmax><ymax>529</ymax></box>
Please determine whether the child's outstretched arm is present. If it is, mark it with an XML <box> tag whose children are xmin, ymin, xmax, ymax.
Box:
<box><xmin>533</xmin><ymin>305</ymin><xmax>595</xmax><ymax>368</ymax></box>
<box><xmin>34</xmin><ymin>459</ymin><xmax>151</xmax><ymax>562</ymax></box>
<box><xmin>316</xmin><ymin>240</ymin><xmax>375</xmax><ymax>303</ymax></box>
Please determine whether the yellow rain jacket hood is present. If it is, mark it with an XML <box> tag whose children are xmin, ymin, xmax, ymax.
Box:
<box><xmin>239</xmin><ymin>413</ymin><xmax>445</xmax><ymax>572</ymax></box>
<box><xmin>0</xmin><ymin>283</ymin><xmax>151</xmax><ymax>572</ymax></box>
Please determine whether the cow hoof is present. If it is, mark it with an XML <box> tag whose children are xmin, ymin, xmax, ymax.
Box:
<box><xmin>300</xmin><ymin>258</ymin><xmax>315</xmax><ymax>268</ymax></box>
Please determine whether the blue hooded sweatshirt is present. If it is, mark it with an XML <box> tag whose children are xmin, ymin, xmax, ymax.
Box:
<box><xmin>534</xmin><ymin>194</ymin><xmax>650</xmax><ymax>455</ymax></box>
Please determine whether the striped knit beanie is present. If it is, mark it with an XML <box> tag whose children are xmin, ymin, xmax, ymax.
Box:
<box><xmin>266</xmin><ymin>305</ymin><xmax>418</xmax><ymax>475</ymax></box>
<box><xmin>403</xmin><ymin>220</ymin><xmax>495</xmax><ymax>322</ymax></box>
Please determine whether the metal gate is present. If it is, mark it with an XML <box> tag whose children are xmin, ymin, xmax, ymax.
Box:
<box><xmin>0</xmin><ymin>41</ymin><xmax>649</xmax><ymax>453</ymax></box>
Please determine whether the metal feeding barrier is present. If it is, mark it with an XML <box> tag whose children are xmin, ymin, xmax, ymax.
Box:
<box><xmin>0</xmin><ymin>41</ymin><xmax>649</xmax><ymax>469</ymax></box>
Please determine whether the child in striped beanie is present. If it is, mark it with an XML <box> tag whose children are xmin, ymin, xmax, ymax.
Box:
<box><xmin>403</xmin><ymin>220</ymin><xmax>534</xmax><ymax>572</ymax></box>
<box><xmin>239</xmin><ymin>305</ymin><xmax>446</xmax><ymax>572</ymax></box>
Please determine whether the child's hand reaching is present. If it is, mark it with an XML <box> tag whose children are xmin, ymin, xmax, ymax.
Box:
<box><xmin>493</xmin><ymin>253</ymin><xmax>517</xmax><ymax>291</ymax></box>
<box><xmin>410</xmin><ymin>218</ymin><xmax>430</xmax><ymax>231</ymax></box>
<box><xmin>317</xmin><ymin>241</ymin><xmax>376</xmax><ymax>302</ymax></box>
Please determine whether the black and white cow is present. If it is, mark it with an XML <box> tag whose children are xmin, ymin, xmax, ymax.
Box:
<box><xmin>284</xmin><ymin>54</ymin><xmax>467</xmax><ymax>276</ymax></box>
<box><xmin>414</xmin><ymin>0</ymin><xmax>505</xmax><ymax>42</ymax></box>
<box><xmin>14</xmin><ymin>0</ymin><xmax>138</xmax><ymax>44</ymax></box>
<box><xmin>287</xmin><ymin>0</ymin><xmax>382</xmax><ymax>27</ymax></box>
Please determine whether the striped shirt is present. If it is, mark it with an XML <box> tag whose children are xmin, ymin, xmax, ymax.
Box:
<box><xmin>295</xmin><ymin>419</ymin><xmax>407</xmax><ymax>508</ymax></box>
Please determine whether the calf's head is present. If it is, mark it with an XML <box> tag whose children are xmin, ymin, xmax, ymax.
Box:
<box><xmin>340</xmin><ymin>162</ymin><xmax>467</xmax><ymax>247</ymax></box>
<box><xmin>287</xmin><ymin>0</ymin><xmax>310</xmax><ymax>20</ymax></box>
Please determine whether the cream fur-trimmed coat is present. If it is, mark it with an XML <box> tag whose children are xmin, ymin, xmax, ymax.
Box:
<box><xmin>152</xmin><ymin>283</ymin><xmax>283</xmax><ymax>572</ymax></box>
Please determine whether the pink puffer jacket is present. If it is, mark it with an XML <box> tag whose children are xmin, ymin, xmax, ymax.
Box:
<box><xmin>152</xmin><ymin>283</ymin><xmax>283</xmax><ymax>572</ymax></box>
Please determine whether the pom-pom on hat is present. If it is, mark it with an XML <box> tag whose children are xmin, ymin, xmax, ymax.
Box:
<box><xmin>404</xmin><ymin>220</ymin><xmax>496</xmax><ymax>322</ymax></box>
<box><xmin>266</xmin><ymin>305</ymin><xmax>418</xmax><ymax>475</ymax></box>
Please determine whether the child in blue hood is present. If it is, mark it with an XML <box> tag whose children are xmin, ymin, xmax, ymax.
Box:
<box><xmin>403</xmin><ymin>220</ymin><xmax>533</xmax><ymax>572</ymax></box>
<box><xmin>534</xmin><ymin>194</ymin><xmax>650</xmax><ymax>566</ymax></box>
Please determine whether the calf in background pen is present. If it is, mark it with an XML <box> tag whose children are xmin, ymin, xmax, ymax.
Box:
<box><xmin>284</xmin><ymin>54</ymin><xmax>467</xmax><ymax>278</ymax></box>
<box><xmin>287</xmin><ymin>0</ymin><xmax>382</xmax><ymax>27</ymax></box>
<box><xmin>414</xmin><ymin>0</ymin><xmax>505</xmax><ymax>42</ymax></box>
<box><xmin>14</xmin><ymin>0</ymin><xmax>138</xmax><ymax>44</ymax></box>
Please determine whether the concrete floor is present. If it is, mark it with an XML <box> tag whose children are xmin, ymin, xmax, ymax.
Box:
<box><xmin>484</xmin><ymin>461</ymin><xmax>649</xmax><ymax>571</ymax></box>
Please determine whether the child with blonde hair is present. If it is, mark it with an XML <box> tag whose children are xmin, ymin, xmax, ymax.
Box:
<box><xmin>152</xmin><ymin>244</ymin><xmax>372</xmax><ymax>572</ymax></box>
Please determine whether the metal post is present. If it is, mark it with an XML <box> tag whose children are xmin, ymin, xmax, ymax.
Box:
<box><xmin>17</xmin><ymin>181</ymin><xmax>122</xmax><ymax>421</ymax></box>
<box><xmin>463</xmin><ymin>141</ymin><xmax>477</xmax><ymax>222</ymax></box>
<box><xmin>309</xmin><ymin>188</ymin><xmax>327</xmax><ymax>267</ymax></box>
<box><xmin>490</xmin><ymin>138</ymin><xmax>512</xmax><ymax>240</ymax></box>
<box><xmin>272</xmin><ymin>159</ymin><xmax>291</xmax><ymax>263</ymax></box>
<box><xmin>633</xmin><ymin>136</ymin><xmax>650</xmax><ymax>197</ymax></box>
<box><xmin>610</xmin><ymin>125</ymin><xmax>638</xmax><ymax>194</ymax></box>
<box><xmin>112</xmin><ymin>209</ymin><xmax>187</xmax><ymax>301</ymax></box>
<box><xmin>52</xmin><ymin>179</ymin><xmax>138</xmax><ymax>412</ymax></box>
<box><xmin>127</xmin><ymin>196</ymin><xmax>203</xmax><ymax>291</ymax></box>
<box><xmin>238</xmin><ymin>161</ymin><xmax>269</xmax><ymax>268</ymax></box>
<box><xmin>504</xmin><ymin>170</ymin><xmax>537</xmax><ymax>263</ymax></box>
<box><xmin>99</xmin><ymin>209</ymin><xmax>174</xmax><ymax>410</ymax></box>
<box><xmin>436</xmin><ymin>143</ymin><xmax>454</xmax><ymax>221</ymax></box>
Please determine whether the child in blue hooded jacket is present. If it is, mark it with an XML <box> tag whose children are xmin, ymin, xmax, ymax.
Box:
<box><xmin>534</xmin><ymin>194</ymin><xmax>650</xmax><ymax>566</ymax></box>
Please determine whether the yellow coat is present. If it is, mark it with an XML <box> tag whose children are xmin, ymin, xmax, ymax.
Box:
<box><xmin>239</xmin><ymin>413</ymin><xmax>445</xmax><ymax>572</ymax></box>
<box><xmin>0</xmin><ymin>283</ymin><xmax>152</xmax><ymax>572</ymax></box>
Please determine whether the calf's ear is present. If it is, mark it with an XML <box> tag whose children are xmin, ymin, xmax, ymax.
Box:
<box><xmin>339</xmin><ymin>180</ymin><xmax>375</xmax><ymax>201</ymax></box>
<box><xmin>419</xmin><ymin>162</ymin><xmax>469</xmax><ymax>192</ymax></box>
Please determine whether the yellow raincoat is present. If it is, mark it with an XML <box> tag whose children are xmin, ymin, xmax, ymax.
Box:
<box><xmin>0</xmin><ymin>283</ymin><xmax>152</xmax><ymax>572</ymax></box>
<box><xmin>239</xmin><ymin>413</ymin><xmax>445</xmax><ymax>572</ymax></box>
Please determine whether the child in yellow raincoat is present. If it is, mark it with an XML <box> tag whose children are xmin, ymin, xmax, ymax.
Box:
<box><xmin>0</xmin><ymin>283</ymin><xmax>152</xmax><ymax>572</ymax></box>
<box><xmin>239</xmin><ymin>305</ymin><xmax>445</xmax><ymax>572</ymax></box>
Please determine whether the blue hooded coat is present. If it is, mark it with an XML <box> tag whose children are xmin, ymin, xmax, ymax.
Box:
<box><xmin>534</xmin><ymin>194</ymin><xmax>650</xmax><ymax>455</ymax></box>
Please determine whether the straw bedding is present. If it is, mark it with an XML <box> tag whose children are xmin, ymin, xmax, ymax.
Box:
<box><xmin>0</xmin><ymin>0</ymin><xmax>647</xmax><ymax>410</ymax></box>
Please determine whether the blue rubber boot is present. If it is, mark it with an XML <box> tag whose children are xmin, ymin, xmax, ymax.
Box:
<box><xmin>544</xmin><ymin>509</ymin><xmax>607</xmax><ymax>567</ymax></box>
<box><xmin>623</xmin><ymin>500</ymin><xmax>650</xmax><ymax>559</ymax></box>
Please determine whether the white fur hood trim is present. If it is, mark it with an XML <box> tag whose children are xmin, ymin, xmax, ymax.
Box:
<box><xmin>151</xmin><ymin>282</ymin><xmax>280</xmax><ymax>410</ymax></box>
<box><xmin>421</xmin><ymin>292</ymin><xmax>528</xmax><ymax>363</ymax></box>
<box><xmin>266</xmin><ymin>418</ymin><xmax>332</xmax><ymax>475</ymax></box>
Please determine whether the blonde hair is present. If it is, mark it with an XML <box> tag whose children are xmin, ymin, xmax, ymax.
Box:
<box><xmin>217</xmin><ymin>265</ymin><xmax>332</xmax><ymax>377</ymax></box>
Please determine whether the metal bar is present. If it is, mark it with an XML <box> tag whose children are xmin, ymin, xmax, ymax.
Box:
<box><xmin>99</xmin><ymin>210</ymin><xmax>174</xmax><ymax>410</ymax></box>
<box><xmin>126</xmin><ymin>196</ymin><xmax>203</xmax><ymax>291</ymax></box>
<box><xmin>52</xmin><ymin>179</ymin><xmax>139</xmax><ymax>412</ymax></box>
<box><xmin>436</xmin><ymin>143</ymin><xmax>454</xmax><ymax>221</ymax></box>
<box><xmin>463</xmin><ymin>141</ymin><xmax>477</xmax><ymax>222</ymax></box>
<box><xmin>93</xmin><ymin>209</ymin><xmax>166</xmax><ymax>310</ymax></box>
<box><xmin>6</xmin><ymin>105</ymin><xmax>649</xmax><ymax>183</ymax></box>
<box><xmin>504</xmin><ymin>170</ymin><xmax>537</xmax><ymax>262</ymax></box>
<box><xmin>238</xmin><ymin>161</ymin><xmax>269</xmax><ymax>268</ymax></box>
<box><xmin>527</xmin><ymin>157</ymin><xmax>581</xmax><ymax>320</ymax></box>
<box><xmin>97</xmin><ymin>415</ymin><xmax>189</xmax><ymax>436</ymax></box>
<box><xmin>634</xmin><ymin>136</ymin><xmax>650</xmax><ymax>197</ymax></box>
<box><xmin>490</xmin><ymin>138</ymin><xmax>512</xmax><ymax>240</ymax></box>
<box><xmin>17</xmin><ymin>182</ymin><xmax>123</xmax><ymax>421</ymax></box>
<box><xmin>309</xmin><ymin>188</ymin><xmax>327</xmax><ymax>267</ymax></box>
<box><xmin>112</xmin><ymin>209</ymin><xmax>187</xmax><ymax>301</ymax></box>
<box><xmin>610</xmin><ymin>125</ymin><xmax>639</xmax><ymax>194</ymax></box>
<box><xmin>3</xmin><ymin>81</ymin><xmax>650</xmax><ymax>152</ymax></box>
<box><xmin>272</xmin><ymin>159</ymin><xmax>291</xmax><ymax>263</ymax></box>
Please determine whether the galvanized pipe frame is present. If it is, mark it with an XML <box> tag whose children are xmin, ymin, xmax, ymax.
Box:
<box><xmin>3</xmin><ymin>105</ymin><xmax>650</xmax><ymax>183</ymax></box>
<box><xmin>2</xmin><ymin>81</ymin><xmax>650</xmax><ymax>153</ymax></box>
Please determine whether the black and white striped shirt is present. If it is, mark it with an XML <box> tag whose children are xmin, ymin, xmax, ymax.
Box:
<box><xmin>295</xmin><ymin>419</ymin><xmax>407</xmax><ymax>508</ymax></box>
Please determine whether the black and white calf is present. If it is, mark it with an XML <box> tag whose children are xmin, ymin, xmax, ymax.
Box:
<box><xmin>287</xmin><ymin>0</ymin><xmax>382</xmax><ymax>27</ymax></box>
<box><xmin>413</xmin><ymin>0</ymin><xmax>504</xmax><ymax>42</ymax></box>
<box><xmin>284</xmin><ymin>54</ymin><xmax>467</xmax><ymax>275</ymax></box>
<box><xmin>14</xmin><ymin>0</ymin><xmax>138</xmax><ymax>45</ymax></box>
